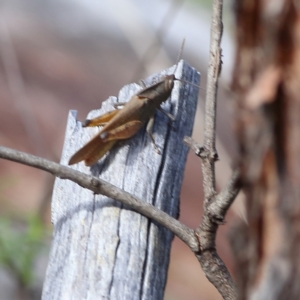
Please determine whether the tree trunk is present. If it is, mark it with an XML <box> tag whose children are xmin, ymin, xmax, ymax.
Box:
<box><xmin>231</xmin><ymin>2</ymin><xmax>300</xmax><ymax>299</ymax></box>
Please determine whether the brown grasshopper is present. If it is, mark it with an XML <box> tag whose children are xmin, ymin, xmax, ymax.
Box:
<box><xmin>68</xmin><ymin>74</ymin><xmax>177</xmax><ymax>166</ymax></box>
<box><xmin>68</xmin><ymin>45</ymin><xmax>190</xmax><ymax>166</ymax></box>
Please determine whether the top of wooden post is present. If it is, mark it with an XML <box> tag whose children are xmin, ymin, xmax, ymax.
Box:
<box><xmin>42</xmin><ymin>60</ymin><xmax>200</xmax><ymax>300</ymax></box>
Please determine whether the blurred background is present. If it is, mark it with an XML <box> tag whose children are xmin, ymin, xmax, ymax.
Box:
<box><xmin>0</xmin><ymin>0</ymin><xmax>242</xmax><ymax>299</ymax></box>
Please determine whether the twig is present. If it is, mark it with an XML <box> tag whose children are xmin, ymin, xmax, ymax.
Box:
<box><xmin>183</xmin><ymin>136</ymin><xmax>205</xmax><ymax>157</ymax></box>
<box><xmin>0</xmin><ymin>146</ymin><xmax>199</xmax><ymax>252</ymax></box>
<box><xmin>208</xmin><ymin>169</ymin><xmax>241</xmax><ymax>224</ymax></box>
<box><xmin>185</xmin><ymin>0</ymin><xmax>239</xmax><ymax>299</ymax></box>
<box><xmin>195</xmin><ymin>249</ymin><xmax>237</xmax><ymax>300</ymax></box>
<box><xmin>201</xmin><ymin>0</ymin><xmax>223</xmax><ymax>199</ymax></box>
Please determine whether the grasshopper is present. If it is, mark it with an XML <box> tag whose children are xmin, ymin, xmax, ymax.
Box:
<box><xmin>68</xmin><ymin>74</ymin><xmax>177</xmax><ymax>166</ymax></box>
<box><xmin>68</xmin><ymin>44</ymin><xmax>189</xmax><ymax>166</ymax></box>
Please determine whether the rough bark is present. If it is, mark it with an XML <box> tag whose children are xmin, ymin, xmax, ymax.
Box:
<box><xmin>231</xmin><ymin>1</ymin><xmax>300</xmax><ymax>299</ymax></box>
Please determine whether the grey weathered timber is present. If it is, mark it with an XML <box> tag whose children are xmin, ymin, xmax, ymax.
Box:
<box><xmin>42</xmin><ymin>60</ymin><xmax>200</xmax><ymax>300</ymax></box>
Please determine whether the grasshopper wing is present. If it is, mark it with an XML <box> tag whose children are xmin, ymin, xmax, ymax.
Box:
<box><xmin>69</xmin><ymin>120</ymin><xmax>142</xmax><ymax>166</ymax></box>
<box><xmin>84</xmin><ymin>140</ymin><xmax>117</xmax><ymax>166</ymax></box>
<box><xmin>83</xmin><ymin>120</ymin><xmax>143</xmax><ymax>166</ymax></box>
<box><xmin>68</xmin><ymin>133</ymin><xmax>114</xmax><ymax>165</ymax></box>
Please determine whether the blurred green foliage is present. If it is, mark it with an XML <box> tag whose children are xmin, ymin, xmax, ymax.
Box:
<box><xmin>0</xmin><ymin>215</ymin><xmax>46</xmax><ymax>287</ymax></box>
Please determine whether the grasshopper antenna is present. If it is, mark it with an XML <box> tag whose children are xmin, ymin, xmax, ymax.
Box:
<box><xmin>173</xmin><ymin>38</ymin><xmax>185</xmax><ymax>76</ymax></box>
<box><xmin>178</xmin><ymin>79</ymin><xmax>202</xmax><ymax>89</ymax></box>
<box><xmin>173</xmin><ymin>39</ymin><xmax>204</xmax><ymax>90</ymax></box>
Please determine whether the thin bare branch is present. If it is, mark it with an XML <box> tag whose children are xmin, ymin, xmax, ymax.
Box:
<box><xmin>208</xmin><ymin>169</ymin><xmax>241</xmax><ymax>224</ymax></box>
<box><xmin>0</xmin><ymin>145</ymin><xmax>199</xmax><ymax>252</ymax></box>
<box><xmin>184</xmin><ymin>137</ymin><xmax>241</xmax><ymax>225</ymax></box>
<box><xmin>183</xmin><ymin>136</ymin><xmax>219</xmax><ymax>160</ymax></box>
<box><xmin>183</xmin><ymin>136</ymin><xmax>204</xmax><ymax>157</ymax></box>
<box><xmin>196</xmin><ymin>211</ymin><xmax>238</xmax><ymax>300</ymax></box>
<box><xmin>203</xmin><ymin>0</ymin><xmax>223</xmax><ymax>152</ymax></box>
<box><xmin>201</xmin><ymin>0</ymin><xmax>223</xmax><ymax>199</ymax></box>
<box><xmin>184</xmin><ymin>140</ymin><xmax>241</xmax><ymax>226</ymax></box>
<box><xmin>195</xmin><ymin>250</ymin><xmax>238</xmax><ymax>300</ymax></box>
<box><xmin>187</xmin><ymin>0</ymin><xmax>239</xmax><ymax>299</ymax></box>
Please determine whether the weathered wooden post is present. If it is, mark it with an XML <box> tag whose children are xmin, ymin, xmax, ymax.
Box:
<box><xmin>42</xmin><ymin>60</ymin><xmax>200</xmax><ymax>300</ymax></box>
